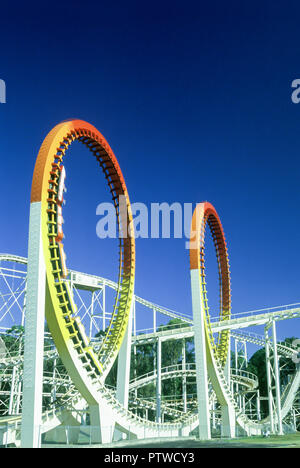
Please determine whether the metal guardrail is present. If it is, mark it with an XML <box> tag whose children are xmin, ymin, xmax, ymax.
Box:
<box><xmin>210</xmin><ymin>303</ymin><xmax>300</xmax><ymax>323</ymax></box>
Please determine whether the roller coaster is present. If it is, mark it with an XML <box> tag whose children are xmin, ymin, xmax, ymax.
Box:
<box><xmin>0</xmin><ymin>120</ymin><xmax>299</xmax><ymax>447</ymax></box>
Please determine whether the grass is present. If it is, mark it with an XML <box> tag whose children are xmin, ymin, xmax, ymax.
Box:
<box><xmin>95</xmin><ymin>432</ymin><xmax>300</xmax><ymax>449</ymax></box>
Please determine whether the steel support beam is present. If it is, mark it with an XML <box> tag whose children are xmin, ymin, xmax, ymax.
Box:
<box><xmin>182</xmin><ymin>339</ymin><xmax>187</xmax><ymax>413</ymax></box>
<box><xmin>272</xmin><ymin>320</ymin><xmax>283</xmax><ymax>434</ymax></box>
<box><xmin>265</xmin><ymin>324</ymin><xmax>275</xmax><ymax>433</ymax></box>
<box><xmin>156</xmin><ymin>337</ymin><xmax>162</xmax><ymax>423</ymax></box>
<box><xmin>190</xmin><ymin>269</ymin><xmax>211</xmax><ymax>440</ymax></box>
<box><xmin>21</xmin><ymin>202</ymin><xmax>46</xmax><ymax>448</ymax></box>
<box><xmin>116</xmin><ymin>298</ymin><xmax>134</xmax><ymax>409</ymax></box>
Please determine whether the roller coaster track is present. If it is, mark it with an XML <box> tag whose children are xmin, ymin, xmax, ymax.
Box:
<box><xmin>128</xmin><ymin>364</ymin><xmax>258</xmax><ymax>393</ymax></box>
<box><xmin>0</xmin><ymin>388</ymin><xmax>84</xmax><ymax>447</ymax></box>
<box><xmin>0</xmin><ymin>360</ymin><xmax>260</xmax><ymax>445</ymax></box>
<box><xmin>1</xmin><ymin>119</ymin><xmax>299</xmax><ymax>445</ymax></box>
<box><xmin>188</xmin><ymin>202</ymin><xmax>300</xmax><ymax>436</ymax></box>
<box><xmin>1</xmin><ymin>325</ymin><xmax>298</xmax><ymax>443</ymax></box>
<box><xmin>230</xmin><ymin>330</ymin><xmax>295</xmax><ymax>358</ymax></box>
<box><xmin>129</xmin><ymin>397</ymin><xmax>189</xmax><ymax>420</ymax></box>
<box><xmin>1</xmin><ymin>251</ymin><xmax>300</xmax><ymax>443</ymax></box>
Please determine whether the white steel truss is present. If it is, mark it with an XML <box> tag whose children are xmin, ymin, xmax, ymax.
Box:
<box><xmin>0</xmin><ymin>254</ymin><xmax>299</xmax><ymax>446</ymax></box>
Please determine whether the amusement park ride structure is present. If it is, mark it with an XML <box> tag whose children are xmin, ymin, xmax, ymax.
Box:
<box><xmin>0</xmin><ymin>120</ymin><xmax>299</xmax><ymax>447</ymax></box>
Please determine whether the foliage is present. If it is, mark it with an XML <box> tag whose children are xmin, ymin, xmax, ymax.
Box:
<box><xmin>1</xmin><ymin>326</ymin><xmax>24</xmax><ymax>356</ymax></box>
<box><xmin>244</xmin><ymin>336</ymin><xmax>298</xmax><ymax>416</ymax></box>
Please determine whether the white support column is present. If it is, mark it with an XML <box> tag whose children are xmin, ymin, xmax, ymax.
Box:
<box><xmin>21</xmin><ymin>202</ymin><xmax>46</xmax><ymax>448</ymax></box>
<box><xmin>133</xmin><ymin>296</ymin><xmax>136</xmax><ymax>337</ymax></box>
<box><xmin>292</xmin><ymin>407</ymin><xmax>296</xmax><ymax>431</ymax></box>
<box><xmin>113</xmin><ymin>298</ymin><xmax>134</xmax><ymax>441</ymax></box>
<box><xmin>21</xmin><ymin>279</ymin><xmax>27</xmax><ymax>328</ymax></box>
<box><xmin>16</xmin><ymin>375</ymin><xmax>22</xmax><ymax>415</ymax></box>
<box><xmin>212</xmin><ymin>395</ymin><xmax>216</xmax><ymax>430</ymax></box>
<box><xmin>153</xmin><ymin>307</ymin><xmax>157</xmax><ymax>333</ymax></box>
<box><xmin>9</xmin><ymin>366</ymin><xmax>17</xmax><ymax>415</ymax></box>
<box><xmin>156</xmin><ymin>337</ymin><xmax>162</xmax><ymax>423</ymax></box>
<box><xmin>234</xmin><ymin>339</ymin><xmax>238</xmax><ymax>370</ymax></box>
<box><xmin>244</xmin><ymin>340</ymin><xmax>248</xmax><ymax>367</ymax></box>
<box><xmin>272</xmin><ymin>320</ymin><xmax>283</xmax><ymax>435</ymax></box>
<box><xmin>51</xmin><ymin>357</ymin><xmax>57</xmax><ymax>405</ymax></box>
<box><xmin>116</xmin><ymin>299</ymin><xmax>134</xmax><ymax>409</ymax></box>
<box><xmin>153</xmin><ymin>308</ymin><xmax>157</xmax><ymax>377</ymax></box>
<box><xmin>89</xmin><ymin>404</ymin><xmax>114</xmax><ymax>444</ymax></box>
<box><xmin>224</xmin><ymin>337</ymin><xmax>231</xmax><ymax>385</ymax></box>
<box><xmin>190</xmin><ymin>269</ymin><xmax>211</xmax><ymax>440</ymax></box>
<box><xmin>265</xmin><ymin>324</ymin><xmax>275</xmax><ymax>433</ymax></box>
<box><xmin>182</xmin><ymin>339</ymin><xmax>187</xmax><ymax>413</ymax></box>
<box><xmin>132</xmin><ymin>298</ymin><xmax>137</xmax><ymax>401</ymax></box>
<box><xmin>221</xmin><ymin>405</ymin><xmax>236</xmax><ymax>438</ymax></box>
<box><xmin>16</xmin><ymin>287</ymin><xmax>27</xmax><ymax>414</ymax></box>
<box><xmin>221</xmin><ymin>342</ymin><xmax>236</xmax><ymax>440</ymax></box>
<box><xmin>257</xmin><ymin>390</ymin><xmax>261</xmax><ymax>421</ymax></box>
<box><xmin>102</xmin><ymin>283</ymin><xmax>106</xmax><ymax>331</ymax></box>
<box><xmin>234</xmin><ymin>338</ymin><xmax>239</xmax><ymax>403</ymax></box>
<box><xmin>89</xmin><ymin>291</ymin><xmax>94</xmax><ymax>339</ymax></box>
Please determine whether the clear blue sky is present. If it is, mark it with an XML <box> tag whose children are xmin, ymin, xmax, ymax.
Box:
<box><xmin>0</xmin><ymin>0</ymin><xmax>300</xmax><ymax>340</ymax></box>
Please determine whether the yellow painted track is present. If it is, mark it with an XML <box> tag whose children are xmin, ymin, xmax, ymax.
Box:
<box><xmin>31</xmin><ymin>120</ymin><xmax>135</xmax><ymax>402</ymax></box>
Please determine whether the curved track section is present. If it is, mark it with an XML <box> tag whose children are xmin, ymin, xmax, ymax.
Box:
<box><xmin>31</xmin><ymin>120</ymin><xmax>135</xmax><ymax>402</ymax></box>
<box><xmin>129</xmin><ymin>365</ymin><xmax>258</xmax><ymax>393</ymax></box>
<box><xmin>190</xmin><ymin>202</ymin><xmax>231</xmax><ymax>365</ymax></box>
<box><xmin>189</xmin><ymin>202</ymin><xmax>266</xmax><ymax>435</ymax></box>
<box><xmin>188</xmin><ymin>202</ymin><xmax>300</xmax><ymax>436</ymax></box>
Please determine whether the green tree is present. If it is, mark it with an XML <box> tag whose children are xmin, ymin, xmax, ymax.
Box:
<box><xmin>244</xmin><ymin>336</ymin><xmax>298</xmax><ymax>417</ymax></box>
